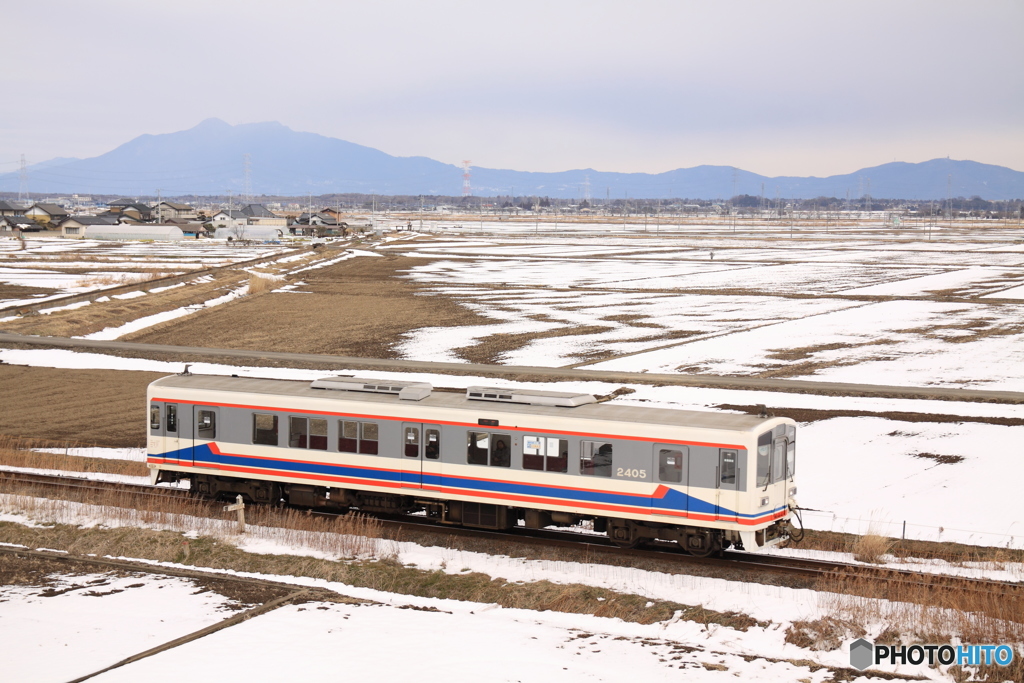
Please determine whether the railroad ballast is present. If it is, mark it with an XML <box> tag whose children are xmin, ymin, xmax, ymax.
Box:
<box><xmin>146</xmin><ymin>373</ymin><xmax>799</xmax><ymax>554</ymax></box>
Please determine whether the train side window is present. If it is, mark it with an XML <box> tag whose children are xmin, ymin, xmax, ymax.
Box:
<box><xmin>756</xmin><ymin>431</ymin><xmax>772</xmax><ymax>487</ymax></box>
<box><xmin>253</xmin><ymin>413</ymin><xmax>278</xmax><ymax>446</ymax></box>
<box><xmin>339</xmin><ymin>421</ymin><xmax>358</xmax><ymax>452</ymax></box>
<box><xmin>289</xmin><ymin>417</ymin><xmax>308</xmax><ymax>448</ymax></box>
<box><xmin>547</xmin><ymin>438</ymin><xmax>568</xmax><ymax>473</ymax></box>
<box><xmin>404</xmin><ymin>426</ymin><xmax>420</xmax><ymax>457</ymax></box>
<box><xmin>197</xmin><ymin>410</ymin><xmax>216</xmax><ymax>439</ymax></box>
<box><xmin>309</xmin><ymin>418</ymin><xmax>328</xmax><ymax>450</ymax></box>
<box><xmin>150</xmin><ymin>404</ymin><xmax>161</xmax><ymax>431</ymax></box>
<box><xmin>360</xmin><ymin>422</ymin><xmax>379</xmax><ymax>455</ymax></box>
<box><xmin>658</xmin><ymin>448</ymin><xmax>684</xmax><ymax>483</ymax></box>
<box><xmin>720</xmin><ymin>449</ymin><xmax>737</xmax><ymax>486</ymax></box>
<box><xmin>580</xmin><ymin>441</ymin><xmax>612</xmax><ymax>477</ymax></box>
<box><xmin>490</xmin><ymin>434</ymin><xmax>511</xmax><ymax>467</ymax></box>
<box><xmin>522</xmin><ymin>435</ymin><xmax>545</xmax><ymax>471</ymax></box>
<box><xmin>166</xmin><ymin>405</ymin><xmax>177</xmax><ymax>433</ymax></box>
<box><xmin>467</xmin><ymin>431</ymin><xmax>489</xmax><ymax>465</ymax></box>
<box><xmin>425</xmin><ymin>429</ymin><xmax>440</xmax><ymax>460</ymax></box>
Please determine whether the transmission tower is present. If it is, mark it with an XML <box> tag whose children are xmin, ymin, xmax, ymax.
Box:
<box><xmin>18</xmin><ymin>154</ymin><xmax>27</xmax><ymax>203</ymax></box>
<box><xmin>583</xmin><ymin>175</ymin><xmax>591</xmax><ymax>203</ymax></box>
<box><xmin>462</xmin><ymin>161</ymin><xmax>472</xmax><ymax>197</ymax></box>
<box><xmin>243</xmin><ymin>153</ymin><xmax>252</xmax><ymax>204</ymax></box>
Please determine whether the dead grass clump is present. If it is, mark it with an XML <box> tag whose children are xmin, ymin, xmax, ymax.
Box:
<box><xmin>80</xmin><ymin>272</ymin><xmax>167</xmax><ymax>288</ymax></box>
<box><xmin>0</xmin><ymin>448</ymin><xmax>147</xmax><ymax>477</ymax></box>
<box><xmin>784</xmin><ymin>616</ymin><xmax>865</xmax><ymax>651</ymax></box>
<box><xmin>247</xmin><ymin>272</ymin><xmax>279</xmax><ymax>294</ymax></box>
<box><xmin>911</xmin><ymin>452</ymin><xmax>965</xmax><ymax>465</ymax></box>
<box><xmin>852</xmin><ymin>533</ymin><xmax>895</xmax><ymax>564</ymax></box>
<box><xmin>815</xmin><ymin>572</ymin><xmax>1024</xmax><ymax>649</ymax></box>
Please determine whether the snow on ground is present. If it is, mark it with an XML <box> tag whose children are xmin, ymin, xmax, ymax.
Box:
<box><xmin>1</xmin><ymin>347</ymin><xmax>1020</xmax><ymax>548</ymax></box>
<box><xmin>0</xmin><ymin>571</ymin><xmax>253</xmax><ymax>683</ymax></box>
<box><xmin>77</xmin><ymin>283</ymin><xmax>250</xmax><ymax>341</ymax></box>
<box><xmin>33</xmin><ymin>447</ymin><xmax>146</xmax><ymax>462</ymax></box>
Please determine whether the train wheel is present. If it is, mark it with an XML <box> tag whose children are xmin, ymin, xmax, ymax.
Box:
<box><xmin>607</xmin><ymin>519</ymin><xmax>641</xmax><ymax>548</ymax></box>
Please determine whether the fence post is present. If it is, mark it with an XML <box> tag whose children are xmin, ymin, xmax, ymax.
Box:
<box><xmin>902</xmin><ymin>521</ymin><xmax>906</xmax><ymax>540</ymax></box>
<box><xmin>224</xmin><ymin>494</ymin><xmax>245</xmax><ymax>533</ymax></box>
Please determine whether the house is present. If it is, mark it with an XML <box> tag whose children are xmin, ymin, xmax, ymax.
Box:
<box><xmin>0</xmin><ymin>215</ymin><xmax>40</xmax><ymax>233</ymax></box>
<box><xmin>240</xmin><ymin>204</ymin><xmax>287</xmax><ymax>227</ymax></box>
<box><xmin>152</xmin><ymin>201</ymin><xmax>197</xmax><ymax>221</ymax></box>
<box><xmin>0</xmin><ymin>200</ymin><xmax>25</xmax><ymax>216</ymax></box>
<box><xmin>25</xmin><ymin>203</ymin><xmax>69</xmax><ymax>226</ymax></box>
<box><xmin>210</xmin><ymin>210</ymin><xmax>249</xmax><ymax>230</ymax></box>
<box><xmin>59</xmin><ymin>214</ymin><xmax>119</xmax><ymax>238</ymax></box>
<box><xmin>106</xmin><ymin>202</ymin><xmax>153</xmax><ymax>222</ymax></box>
<box><xmin>177</xmin><ymin>223</ymin><xmax>208</xmax><ymax>239</ymax></box>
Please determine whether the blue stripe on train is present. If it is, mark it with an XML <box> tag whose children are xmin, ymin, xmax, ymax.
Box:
<box><xmin>155</xmin><ymin>444</ymin><xmax>784</xmax><ymax>520</ymax></box>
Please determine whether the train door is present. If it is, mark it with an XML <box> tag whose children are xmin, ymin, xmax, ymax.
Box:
<box><xmin>654</xmin><ymin>445</ymin><xmax>688</xmax><ymax>515</ymax></box>
<box><xmin>401</xmin><ymin>423</ymin><xmax>423</xmax><ymax>488</ymax></box>
<box><xmin>716</xmin><ymin>449</ymin><xmax>739</xmax><ymax>521</ymax></box>
<box><xmin>192</xmin><ymin>406</ymin><xmax>218</xmax><ymax>466</ymax></box>
<box><xmin>163</xmin><ymin>403</ymin><xmax>180</xmax><ymax>464</ymax></box>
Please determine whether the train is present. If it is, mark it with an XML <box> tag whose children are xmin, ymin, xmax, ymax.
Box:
<box><xmin>146</xmin><ymin>372</ymin><xmax>799</xmax><ymax>555</ymax></box>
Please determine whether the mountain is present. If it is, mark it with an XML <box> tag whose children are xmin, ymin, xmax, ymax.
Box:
<box><xmin>2</xmin><ymin>119</ymin><xmax>1022</xmax><ymax>200</ymax></box>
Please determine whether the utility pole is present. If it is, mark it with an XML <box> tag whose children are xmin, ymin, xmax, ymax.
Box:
<box><xmin>17</xmin><ymin>154</ymin><xmax>27</xmax><ymax>204</ymax></box>
<box><xmin>243</xmin><ymin>153</ymin><xmax>252</xmax><ymax>204</ymax></box>
<box><xmin>157</xmin><ymin>189</ymin><xmax>162</xmax><ymax>224</ymax></box>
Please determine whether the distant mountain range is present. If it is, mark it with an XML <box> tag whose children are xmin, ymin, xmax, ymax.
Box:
<box><xmin>2</xmin><ymin>118</ymin><xmax>1022</xmax><ymax>200</ymax></box>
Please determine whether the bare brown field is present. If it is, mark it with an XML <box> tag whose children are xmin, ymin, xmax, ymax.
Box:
<box><xmin>0</xmin><ymin>272</ymin><xmax>246</xmax><ymax>338</ymax></box>
<box><xmin>0</xmin><ymin>283</ymin><xmax>58</xmax><ymax>300</ymax></box>
<box><xmin>123</xmin><ymin>255</ymin><xmax>490</xmax><ymax>358</ymax></box>
<box><xmin>0</xmin><ymin>365</ymin><xmax>163</xmax><ymax>447</ymax></box>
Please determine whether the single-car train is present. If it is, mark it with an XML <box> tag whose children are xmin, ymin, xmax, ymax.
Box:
<box><xmin>146</xmin><ymin>373</ymin><xmax>799</xmax><ymax>554</ymax></box>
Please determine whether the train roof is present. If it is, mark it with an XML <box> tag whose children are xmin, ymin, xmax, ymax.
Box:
<box><xmin>150</xmin><ymin>373</ymin><xmax>789</xmax><ymax>434</ymax></box>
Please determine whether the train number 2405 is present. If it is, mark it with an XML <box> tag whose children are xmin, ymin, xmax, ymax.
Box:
<box><xmin>616</xmin><ymin>468</ymin><xmax>647</xmax><ymax>479</ymax></box>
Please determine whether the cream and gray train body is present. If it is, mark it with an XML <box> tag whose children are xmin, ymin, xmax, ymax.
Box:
<box><xmin>147</xmin><ymin>374</ymin><xmax>798</xmax><ymax>554</ymax></box>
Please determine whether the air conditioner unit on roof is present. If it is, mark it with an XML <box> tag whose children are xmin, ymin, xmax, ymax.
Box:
<box><xmin>465</xmin><ymin>386</ymin><xmax>596</xmax><ymax>407</ymax></box>
<box><xmin>311</xmin><ymin>376</ymin><xmax>432</xmax><ymax>401</ymax></box>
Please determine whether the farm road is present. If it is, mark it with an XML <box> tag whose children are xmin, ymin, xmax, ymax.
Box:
<box><xmin>2</xmin><ymin>332</ymin><xmax>1023</xmax><ymax>405</ymax></box>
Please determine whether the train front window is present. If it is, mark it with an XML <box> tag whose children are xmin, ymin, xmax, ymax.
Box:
<box><xmin>658</xmin><ymin>449</ymin><xmax>684</xmax><ymax>483</ymax></box>
<box><xmin>756</xmin><ymin>431</ymin><xmax>771</xmax><ymax>487</ymax></box>
<box><xmin>166</xmin><ymin>405</ymin><xmax>177</xmax><ymax>433</ymax></box>
<box><xmin>773</xmin><ymin>438</ymin><xmax>787</xmax><ymax>484</ymax></box>
<box><xmin>150</xmin><ymin>405</ymin><xmax>160</xmax><ymax>430</ymax></box>
<box><xmin>786</xmin><ymin>425</ymin><xmax>796</xmax><ymax>478</ymax></box>
<box><xmin>253</xmin><ymin>413</ymin><xmax>278</xmax><ymax>446</ymax></box>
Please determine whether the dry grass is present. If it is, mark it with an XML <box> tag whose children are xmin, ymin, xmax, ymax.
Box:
<box><xmin>852</xmin><ymin>533</ymin><xmax>896</xmax><ymax>564</ymax></box>
<box><xmin>247</xmin><ymin>272</ymin><xmax>279</xmax><ymax>294</ymax></box>
<box><xmin>812</xmin><ymin>572</ymin><xmax>1023</xmax><ymax>682</ymax></box>
<box><xmin>79</xmin><ymin>272</ymin><xmax>171</xmax><ymax>287</ymax></box>
<box><xmin>0</xmin><ymin>439</ymin><xmax>147</xmax><ymax>477</ymax></box>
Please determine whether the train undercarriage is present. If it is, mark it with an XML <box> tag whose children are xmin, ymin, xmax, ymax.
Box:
<box><xmin>174</xmin><ymin>472</ymin><xmax>791</xmax><ymax>555</ymax></box>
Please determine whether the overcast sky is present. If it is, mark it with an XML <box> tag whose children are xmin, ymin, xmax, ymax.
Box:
<box><xmin>1</xmin><ymin>1</ymin><xmax>1021</xmax><ymax>177</ymax></box>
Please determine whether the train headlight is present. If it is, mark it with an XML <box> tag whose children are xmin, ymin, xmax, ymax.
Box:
<box><xmin>759</xmin><ymin>496</ymin><xmax>769</xmax><ymax>507</ymax></box>
<box><xmin>789</xmin><ymin>487</ymin><xmax>797</xmax><ymax>497</ymax></box>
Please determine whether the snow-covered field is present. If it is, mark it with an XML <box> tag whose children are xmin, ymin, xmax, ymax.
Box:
<box><xmin>382</xmin><ymin>232</ymin><xmax>1024</xmax><ymax>391</ymax></box>
<box><xmin>0</xmin><ymin>237</ymin><xmax>286</xmax><ymax>309</ymax></box>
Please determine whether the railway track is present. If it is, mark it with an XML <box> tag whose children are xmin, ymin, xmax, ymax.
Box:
<box><xmin>2</xmin><ymin>469</ymin><xmax>1020</xmax><ymax>599</ymax></box>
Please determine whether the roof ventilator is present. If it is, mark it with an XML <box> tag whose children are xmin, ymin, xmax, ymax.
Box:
<box><xmin>310</xmin><ymin>376</ymin><xmax>432</xmax><ymax>401</ymax></box>
<box><xmin>465</xmin><ymin>386</ymin><xmax>597</xmax><ymax>407</ymax></box>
